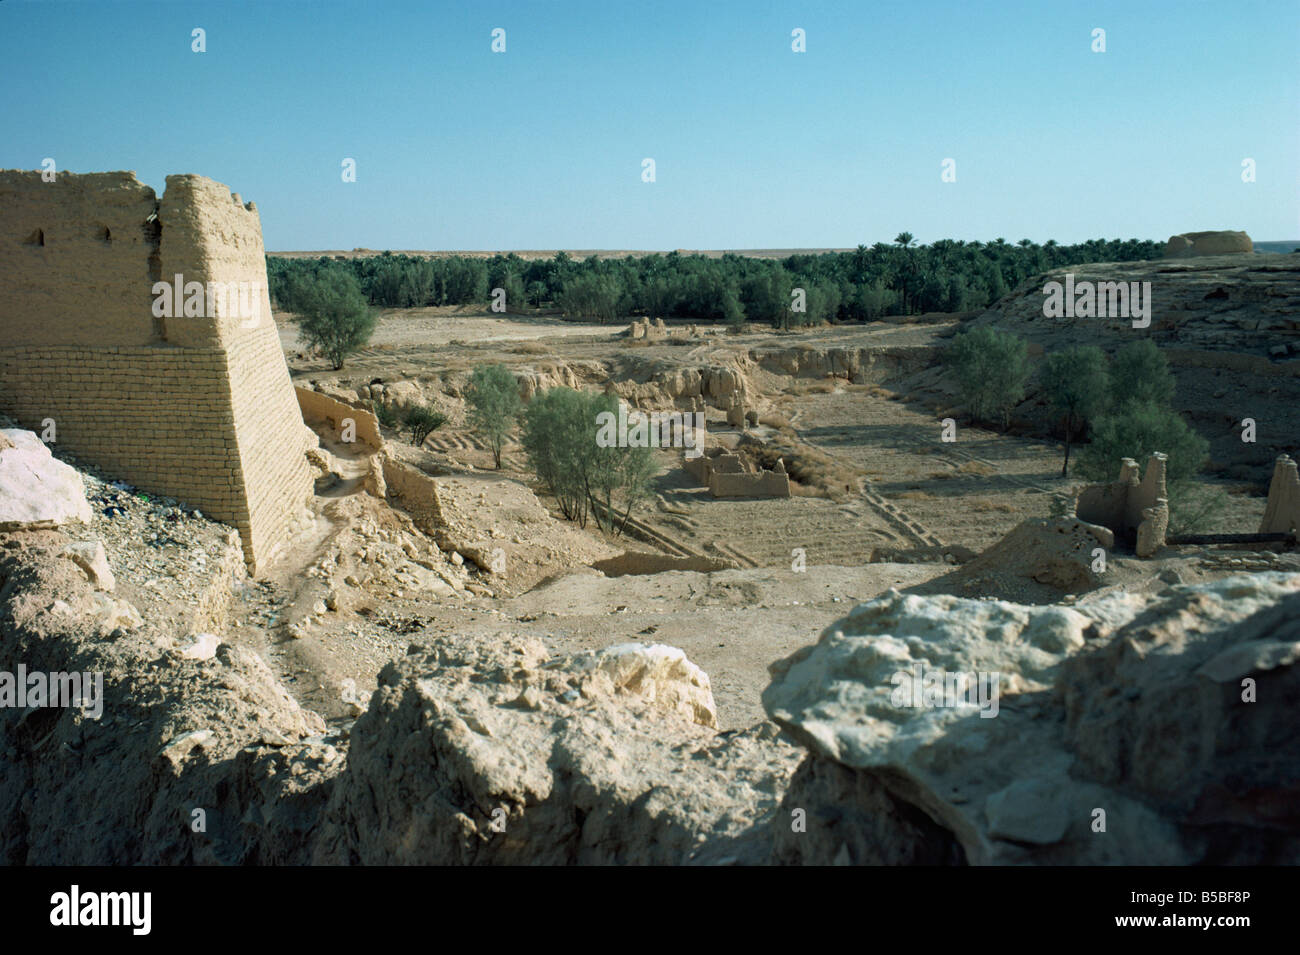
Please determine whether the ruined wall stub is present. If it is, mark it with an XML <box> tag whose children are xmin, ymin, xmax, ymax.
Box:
<box><xmin>0</xmin><ymin>170</ymin><xmax>313</xmax><ymax>571</ymax></box>
<box><xmin>1260</xmin><ymin>454</ymin><xmax>1300</xmax><ymax>536</ymax></box>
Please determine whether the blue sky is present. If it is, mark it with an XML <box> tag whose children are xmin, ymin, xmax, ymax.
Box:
<box><xmin>2</xmin><ymin>0</ymin><xmax>1296</xmax><ymax>250</ymax></box>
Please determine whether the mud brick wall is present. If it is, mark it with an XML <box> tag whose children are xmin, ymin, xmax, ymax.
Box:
<box><xmin>0</xmin><ymin>169</ymin><xmax>312</xmax><ymax>571</ymax></box>
<box><xmin>709</xmin><ymin>471</ymin><xmax>791</xmax><ymax>498</ymax></box>
<box><xmin>296</xmin><ymin>386</ymin><xmax>383</xmax><ymax>451</ymax></box>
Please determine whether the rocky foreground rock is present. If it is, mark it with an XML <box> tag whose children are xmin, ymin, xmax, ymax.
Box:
<box><xmin>764</xmin><ymin>576</ymin><xmax>1300</xmax><ymax>864</ymax></box>
<box><xmin>0</xmin><ymin>510</ymin><xmax>1296</xmax><ymax>863</ymax></box>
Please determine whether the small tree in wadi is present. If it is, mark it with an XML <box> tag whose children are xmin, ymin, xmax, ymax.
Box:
<box><xmin>1076</xmin><ymin>399</ymin><xmax>1208</xmax><ymax>484</ymax></box>
<box><xmin>291</xmin><ymin>268</ymin><xmax>375</xmax><ymax>370</ymax></box>
<box><xmin>1040</xmin><ymin>345</ymin><xmax>1110</xmax><ymax>476</ymax></box>
<box><xmin>466</xmin><ymin>363</ymin><xmax>522</xmax><ymax>469</ymax></box>
<box><xmin>944</xmin><ymin>326</ymin><xmax>1030</xmax><ymax>430</ymax></box>
<box><xmin>521</xmin><ymin>387</ymin><xmax>654</xmax><ymax>535</ymax></box>
<box><xmin>1109</xmin><ymin>339</ymin><xmax>1177</xmax><ymax>407</ymax></box>
<box><xmin>402</xmin><ymin>403</ymin><xmax>446</xmax><ymax>447</ymax></box>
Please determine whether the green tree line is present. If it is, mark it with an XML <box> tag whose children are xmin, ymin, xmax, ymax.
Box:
<box><xmin>267</xmin><ymin>235</ymin><xmax>1164</xmax><ymax>328</ymax></box>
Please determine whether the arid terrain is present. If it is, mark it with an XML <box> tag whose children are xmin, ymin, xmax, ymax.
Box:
<box><xmin>2</xmin><ymin>214</ymin><xmax>1297</xmax><ymax>864</ymax></box>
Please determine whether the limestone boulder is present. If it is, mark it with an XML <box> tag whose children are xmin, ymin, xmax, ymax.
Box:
<box><xmin>764</xmin><ymin>574</ymin><xmax>1300</xmax><ymax>865</ymax></box>
<box><xmin>316</xmin><ymin>633</ymin><xmax>798</xmax><ymax>864</ymax></box>
<box><xmin>1165</xmin><ymin>230</ymin><xmax>1253</xmax><ymax>258</ymax></box>
<box><xmin>0</xmin><ymin>429</ymin><xmax>92</xmax><ymax>530</ymax></box>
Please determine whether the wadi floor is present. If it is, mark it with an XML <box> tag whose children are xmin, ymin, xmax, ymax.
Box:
<box><xmin>206</xmin><ymin>306</ymin><xmax>1285</xmax><ymax>730</ymax></box>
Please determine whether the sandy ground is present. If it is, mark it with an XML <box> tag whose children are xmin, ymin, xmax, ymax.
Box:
<box><xmin>279</xmin><ymin>305</ymin><xmax>618</xmax><ymax>354</ymax></box>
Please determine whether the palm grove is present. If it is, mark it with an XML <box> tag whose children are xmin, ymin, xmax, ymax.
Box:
<box><xmin>268</xmin><ymin>234</ymin><xmax>1165</xmax><ymax>337</ymax></box>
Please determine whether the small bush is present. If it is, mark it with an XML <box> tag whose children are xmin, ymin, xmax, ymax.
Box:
<box><xmin>371</xmin><ymin>399</ymin><xmax>401</xmax><ymax>430</ymax></box>
<box><xmin>1167</xmin><ymin>481</ymin><xmax>1231</xmax><ymax>536</ymax></box>
<box><xmin>402</xmin><ymin>404</ymin><xmax>447</xmax><ymax>447</ymax></box>
<box><xmin>466</xmin><ymin>363</ymin><xmax>522</xmax><ymax>469</ymax></box>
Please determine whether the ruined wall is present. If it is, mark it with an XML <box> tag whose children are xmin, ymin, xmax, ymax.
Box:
<box><xmin>0</xmin><ymin>170</ymin><xmax>313</xmax><ymax>571</ymax></box>
<box><xmin>380</xmin><ymin>457</ymin><xmax>443</xmax><ymax>537</ymax></box>
<box><xmin>1261</xmin><ymin>455</ymin><xmax>1300</xmax><ymax>536</ymax></box>
<box><xmin>710</xmin><ymin>470</ymin><xmax>791</xmax><ymax>498</ymax></box>
<box><xmin>1074</xmin><ymin>453</ymin><xmax>1168</xmax><ymax>557</ymax></box>
<box><xmin>297</xmin><ymin>386</ymin><xmax>383</xmax><ymax>451</ymax></box>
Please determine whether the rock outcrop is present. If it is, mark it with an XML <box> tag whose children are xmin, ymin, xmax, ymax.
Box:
<box><xmin>315</xmin><ymin>635</ymin><xmax>799</xmax><ymax>864</ymax></box>
<box><xmin>970</xmin><ymin>253</ymin><xmax>1300</xmax><ymax>356</ymax></box>
<box><xmin>763</xmin><ymin>575</ymin><xmax>1300</xmax><ymax>865</ymax></box>
<box><xmin>0</xmin><ymin>428</ymin><xmax>92</xmax><ymax>530</ymax></box>
<box><xmin>1165</xmin><ymin>230</ymin><xmax>1253</xmax><ymax>258</ymax></box>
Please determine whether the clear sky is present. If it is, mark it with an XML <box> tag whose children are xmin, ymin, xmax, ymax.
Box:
<box><xmin>2</xmin><ymin>0</ymin><xmax>1296</xmax><ymax>250</ymax></box>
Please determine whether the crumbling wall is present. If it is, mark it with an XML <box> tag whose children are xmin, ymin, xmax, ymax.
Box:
<box><xmin>0</xmin><ymin>170</ymin><xmax>313</xmax><ymax>571</ymax></box>
<box><xmin>1261</xmin><ymin>454</ymin><xmax>1300</xmax><ymax>536</ymax></box>
<box><xmin>1074</xmin><ymin>453</ymin><xmax>1168</xmax><ymax>557</ymax></box>
<box><xmin>296</xmin><ymin>386</ymin><xmax>383</xmax><ymax>451</ymax></box>
<box><xmin>683</xmin><ymin>448</ymin><xmax>791</xmax><ymax>498</ymax></box>
<box><xmin>710</xmin><ymin>469</ymin><xmax>791</xmax><ymax>498</ymax></box>
<box><xmin>380</xmin><ymin>457</ymin><xmax>443</xmax><ymax>537</ymax></box>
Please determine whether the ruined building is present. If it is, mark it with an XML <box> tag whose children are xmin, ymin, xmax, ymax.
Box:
<box><xmin>0</xmin><ymin>171</ymin><xmax>313</xmax><ymax>571</ymax></box>
<box><xmin>1074</xmin><ymin>452</ymin><xmax>1169</xmax><ymax>557</ymax></box>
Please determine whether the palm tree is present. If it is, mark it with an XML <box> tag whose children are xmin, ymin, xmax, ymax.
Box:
<box><xmin>894</xmin><ymin>232</ymin><xmax>917</xmax><ymax>313</ymax></box>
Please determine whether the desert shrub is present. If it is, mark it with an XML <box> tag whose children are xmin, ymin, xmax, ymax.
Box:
<box><xmin>521</xmin><ymin>387</ymin><xmax>654</xmax><ymax>534</ymax></box>
<box><xmin>1166</xmin><ymin>482</ymin><xmax>1232</xmax><ymax>536</ymax></box>
<box><xmin>1110</xmin><ymin>339</ymin><xmax>1176</xmax><ymax>407</ymax></box>
<box><xmin>290</xmin><ymin>269</ymin><xmax>375</xmax><ymax>369</ymax></box>
<box><xmin>1075</xmin><ymin>399</ymin><xmax>1208</xmax><ymax>483</ymax></box>
<box><xmin>943</xmin><ymin>326</ymin><xmax>1030</xmax><ymax>429</ymax></box>
<box><xmin>370</xmin><ymin>399</ymin><xmax>401</xmax><ymax>430</ymax></box>
<box><xmin>402</xmin><ymin>403</ymin><xmax>447</xmax><ymax>447</ymax></box>
<box><xmin>466</xmin><ymin>363</ymin><xmax>522</xmax><ymax>469</ymax></box>
<box><xmin>1039</xmin><ymin>345</ymin><xmax>1110</xmax><ymax>476</ymax></box>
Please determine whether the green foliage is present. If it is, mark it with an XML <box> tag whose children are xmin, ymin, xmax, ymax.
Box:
<box><xmin>288</xmin><ymin>268</ymin><xmax>375</xmax><ymax>369</ymax></box>
<box><xmin>558</xmin><ymin>273</ymin><xmax>623</xmax><ymax>323</ymax></box>
<box><xmin>402</xmin><ymin>403</ymin><xmax>447</xmax><ymax>447</ymax></box>
<box><xmin>854</xmin><ymin>279</ymin><xmax>898</xmax><ymax>320</ymax></box>
<box><xmin>944</xmin><ymin>326</ymin><xmax>1031</xmax><ymax>429</ymax></box>
<box><xmin>520</xmin><ymin>388</ymin><xmax>654</xmax><ymax>535</ymax></box>
<box><xmin>1166</xmin><ymin>481</ymin><xmax>1231</xmax><ymax>536</ymax></box>
<box><xmin>1076</xmin><ymin>399</ymin><xmax>1209</xmax><ymax>483</ymax></box>
<box><xmin>1110</xmin><ymin>339</ymin><xmax>1176</xmax><ymax>407</ymax></box>
<box><xmin>1039</xmin><ymin>345</ymin><xmax>1110</xmax><ymax>475</ymax></box>
<box><xmin>266</xmin><ymin>237</ymin><xmax>1166</xmax><ymax>333</ymax></box>
<box><xmin>370</xmin><ymin>399</ymin><xmax>401</xmax><ymax>430</ymax></box>
<box><xmin>466</xmin><ymin>364</ymin><xmax>522</xmax><ymax>469</ymax></box>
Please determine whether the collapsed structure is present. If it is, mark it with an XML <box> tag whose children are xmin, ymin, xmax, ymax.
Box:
<box><xmin>683</xmin><ymin>448</ymin><xmax>791</xmax><ymax>498</ymax></box>
<box><xmin>1074</xmin><ymin>453</ymin><xmax>1169</xmax><ymax>557</ymax></box>
<box><xmin>0</xmin><ymin>170</ymin><xmax>313</xmax><ymax>570</ymax></box>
